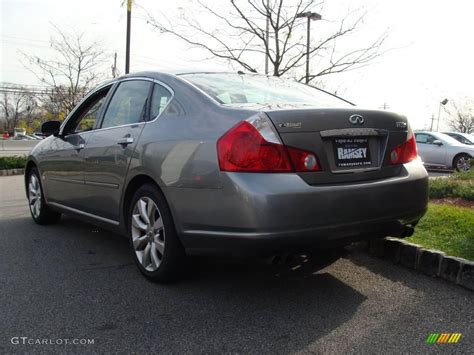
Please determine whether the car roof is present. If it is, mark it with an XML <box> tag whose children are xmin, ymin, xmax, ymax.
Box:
<box><xmin>119</xmin><ymin>70</ymin><xmax>242</xmax><ymax>79</ymax></box>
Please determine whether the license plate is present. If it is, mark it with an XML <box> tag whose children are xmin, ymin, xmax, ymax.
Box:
<box><xmin>334</xmin><ymin>137</ymin><xmax>371</xmax><ymax>168</ymax></box>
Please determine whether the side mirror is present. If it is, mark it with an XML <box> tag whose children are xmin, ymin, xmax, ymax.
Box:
<box><xmin>432</xmin><ymin>140</ymin><xmax>443</xmax><ymax>146</ymax></box>
<box><xmin>41</xmin><ymin>121</ymin><xmax>61</xmax><ymax>137</ymax></box>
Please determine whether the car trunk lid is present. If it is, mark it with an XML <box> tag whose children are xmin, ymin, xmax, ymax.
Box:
<box><xmin>264</xmin><ymin>107</ymin><xmax>411</xmax><ymax>184</ymax></box>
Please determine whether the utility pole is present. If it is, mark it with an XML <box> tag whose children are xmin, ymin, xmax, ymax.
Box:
<box><xmin>112</xmin><ymin>52</ymin><xmax>118</xmax><ymax>78</ymax></box>
<box><xmin>305</xmin><ymin>16</ymin><xmax>310</xmax><ymax>84</ymax></box>
<box><xmin>430</xmin><ymin>113</ymin><xmax>435</xmax><ymax>131</ymax></box>
<box><xmin>264</xmin><ymin>0</ymin><xmax>270</xmax><ymax>75</ymax></box>
<box><xmin>125</xmin><ymin>0</ymin><xmax>132</xmax><ymax>74</ymax></box>
<box><xmin>296</xmin><ymin>11</ymin><xmax>322</xmax><ymax>84</ymax></box>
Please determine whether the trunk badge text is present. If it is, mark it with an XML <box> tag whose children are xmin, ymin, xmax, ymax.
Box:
<box><xmin>396</xmin><ymin>121</ymin><xmax>407</xmax><ymax>128</ymax></box>
<box><xmin>349</xmin><ymin>114</ymin><xmax>365</xmax><ymax>125</ymax></box>
<box><xmin>278</xmin><ymin>122</ymin><xmax>302</xmax><ymax>128</ymax></box>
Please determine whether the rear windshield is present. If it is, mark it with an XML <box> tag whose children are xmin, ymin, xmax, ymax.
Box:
<box><xmin>180</xmin><ymin>73</ymin><xmax>352</xmax><ymax>107</ymax></box>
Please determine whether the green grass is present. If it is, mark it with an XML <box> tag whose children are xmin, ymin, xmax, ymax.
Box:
<box><xmin>407</xmin><ymin>203</ymin><xmax>474</xmax><ymax>260</ymax></box>
<box><xmin>429</xmin><ymin>168</ymin><xmax>474</xmax><ymax>201</ymax></box>
<box><xmin>0</xmin><ymin>156</ymin><xmax>27</xmax><ymax>170</ymax></box>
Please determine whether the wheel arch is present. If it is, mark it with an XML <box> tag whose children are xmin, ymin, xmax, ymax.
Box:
<box><xmin>121</xmin><ymin>174</ymin><xmax>178</xmax><ymax>235</ymax></box>
<box><xmin>24</xmin><ymin>159</ymin><xmax>38</xmax><ymax>194</ymax></box>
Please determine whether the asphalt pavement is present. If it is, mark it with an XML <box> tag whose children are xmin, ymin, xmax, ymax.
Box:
<box><xmin>0</xmin><ymin>175</ymin><xmax>472</xmax><ymax>354</ymax></box>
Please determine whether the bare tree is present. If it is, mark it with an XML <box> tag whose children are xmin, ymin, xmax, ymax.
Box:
<box><xmin>446</xmin><ymin>99</ymin><xmax>474</xmax><ymax>133</ymax></box>
<box><xmin>0</xmin><ymin>90</ymin><xmax>25</xmax><ymax>133</ymax></box>
<box><xmin>22</xmin><ymin>25</ymin><xmax>106</xmax><ymax>117</ymax></box>
<box><xmin>146</xmin><ymin>0</ymin><xmax>387</xmax><ymax>82</ymax></box>
<box><xmin>0</xmin><ymin>88</ymin><xmax>41</xmax><ymax>133</ymax></box>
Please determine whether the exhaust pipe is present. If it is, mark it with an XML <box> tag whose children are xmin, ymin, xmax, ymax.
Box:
<box><xmin>400</xmin><ymin>226</ymin><xmax>414</xmax><ymax>238</ymax></box>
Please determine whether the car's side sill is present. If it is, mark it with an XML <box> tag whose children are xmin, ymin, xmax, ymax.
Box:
<box><xmin>48</xmin><ymin>202</ymin><xmax>120</xmax><ymax>226</ymax></box>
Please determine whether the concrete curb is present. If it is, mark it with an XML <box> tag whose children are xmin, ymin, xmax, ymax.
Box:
<box><xmin>360</xmin><ymin>237</ymin><xmax>474</xmax><ymax>291</ymax></box>
<box><xmin>0</xmin><ymin>168</ymin><xmax>24</xmax><ymax>176</ymax></box>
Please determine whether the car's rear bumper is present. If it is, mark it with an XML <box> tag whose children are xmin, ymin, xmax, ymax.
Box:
<box><xmin>166</xmin><ymin>160</ymin><xmax>429</xmax><ymax>256</ymax></box>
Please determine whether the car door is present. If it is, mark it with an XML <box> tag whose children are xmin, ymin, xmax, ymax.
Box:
<box><xmin>415</xmin><ymin>133</ymin><xmax>446</xmax><ymax>166</ymax></box>
<box><xmin>81</xmin><ymin>79</ymin><xmax>152</xmax><ymax>221</ymax></box>
<box><xmin>42</xmin><ymin>86</ymin><xmax>111</xmax><ymax>209</ymax></box>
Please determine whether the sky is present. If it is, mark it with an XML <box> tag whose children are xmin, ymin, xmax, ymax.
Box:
<box><xmin>1</xmin><ymin>0</ymin><xmax>473</xmax><ymax>131</ymax></box>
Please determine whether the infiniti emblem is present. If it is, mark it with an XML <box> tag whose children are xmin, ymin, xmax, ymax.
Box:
<box><xmin>349</xmin><ymin>114</ymin><xmax>365</xmax><ymax>125</ymax></box>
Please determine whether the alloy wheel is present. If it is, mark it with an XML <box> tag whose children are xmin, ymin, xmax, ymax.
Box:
<box><xmin>131</xmin><ymin>197</ymin><xmax>165</xmax><ymax>272</ymax></box>
<box><xmin>457</xmin><ymin>156</ymin><xmax>471</xmax><ymax>172</ymax></box>
<box><xmin>28</xmin><ymin>174</ymin><xmax>42</xmax><ymax>218</ymax></box>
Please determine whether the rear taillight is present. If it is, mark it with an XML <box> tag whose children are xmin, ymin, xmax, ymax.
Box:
<box><xmin>217</xmin><ymin>114</ymin><xmax>320</xmax><ymax>173</ymax></box>
<box><xmin>389</xmin><ymin>132</ymin><xmax>417</xmax><ymax>165</ymax></box>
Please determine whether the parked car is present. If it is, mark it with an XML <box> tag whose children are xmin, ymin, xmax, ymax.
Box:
<box><xmin>13</xmin><ymin>133</ymin><xmax>37</xmax><ymax>140</ymax></box>
<box><xmin>25</xmin><ymin>71</ymin><xmax>429</xmax><ymax>281</ymax></box>
<box><xmin>415</xmin><ymin>131</ymin><xmax>473</xmax><ymax>171</ymax></box>
<box><xmin>443</xmin><ymin>132</ymin><xmax>474</xmax><ymax>145</ymax></box>
<box><xmin>31</xmin><ymin>132</ymin><xmax>46</xmax><ymax>140</ymax></box>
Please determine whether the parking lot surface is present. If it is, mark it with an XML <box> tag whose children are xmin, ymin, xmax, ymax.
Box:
<box><xmin>0</xmin><ymin>175</ymin><xmax>472</xmax><ymax>353</ymax></box>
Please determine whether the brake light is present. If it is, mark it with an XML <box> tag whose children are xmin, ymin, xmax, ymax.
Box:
<box><xmin>287</xmin><ymin>146</ymin><xmax>320</xmax><ymax>172</ymax></box>
<box><xmin>217</xmin><ymin>115</ymin><xmax>320</xmax><ymax>172</ymax></box>
<box><xmin>389</xmin><ymin>132</ymin><xmax>417</xmax><ymax>165</ymax></box>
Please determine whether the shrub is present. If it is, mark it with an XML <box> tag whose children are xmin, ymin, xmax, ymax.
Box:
<box><xmin>0</xmin><ymin>156</ymin><xmax>28</xmax><ymax>170</ymax></box>
<box><xmin>429</xmin><ymin>167</ymin><xmax>474</xmax><ymax>201</ymax></box>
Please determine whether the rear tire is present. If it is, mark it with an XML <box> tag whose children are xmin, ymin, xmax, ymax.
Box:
<box><xmin>26</xmin><ymin>167</ymin><xmax>61</xmax><ymax>225</ymax></box>
<box><xmin>453</xmin><ymin>154</ymin><xmax>471</xmax><ymax>172</ymax></box>
<box><xmin>128</xmin><ymin>184</ymin><xmax>186</xmax><ymax>282</ymax></box>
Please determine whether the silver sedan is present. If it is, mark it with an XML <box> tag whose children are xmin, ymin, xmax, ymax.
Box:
<box><xmin>415</xmin><ymin>131</ymin><xmax>473</xmax><ymax>171</ymax></box>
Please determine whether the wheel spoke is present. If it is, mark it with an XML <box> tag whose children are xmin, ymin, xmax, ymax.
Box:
<box><xmin>138</xmin><ymin>199</ymin><xmax>150</xmax><ymax>225</ymax></box>
<box><xmin>150</xmin><ymin>244</ymin><xmax>161</xmax><ymax>269</ymax></box>
<box><xmin>132</xmin><ymin>214</ymin><xmax>147</xmax><ymax>231</ymax></box>
<box><xmin>29</xmin><ymin>183</ymin><xmax>36</xmax><ymax>196</ymax></box>
<box><xmin>142</xmin><ymin>243</ymin><xmax>151</xmax><ymax>268</ymax></box>
<box><xmin>153</xmin><ymin>217</ymin><xmax>163</xmax><ymax>231</ymax></box>
<box><xmin>154</xmin><ymin>236</ymin><xmax>165</xmax><ymax>255</ymax></box>
<box><xmin>147</xmin><ymin>201</ymin><xmax>156</xmax><ymax>223</ymax></box>
<box><xmin>30</xmin><ymin>196</ymin><xmax>37</xmax><ymax>205</ymax></box>
<box><xmin>133</xmin><ymin>235</ymin><xmax>148</xmax><ymax>250</ymax></box>
<box><xmin>34</xmin><ymin>200</ymin><xmax>40</xmax><ymax>217</ymax></box>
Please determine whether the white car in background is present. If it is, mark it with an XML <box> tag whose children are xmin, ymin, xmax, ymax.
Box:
<box><xmin>443</xmin><ymin>132</ymin><xmax>474</xmax><ymax>145</ymax></box>
<box><xmin>414</xmin><ymin>131</ymin><xmax>473</xmax><ymax>171</ymax></box>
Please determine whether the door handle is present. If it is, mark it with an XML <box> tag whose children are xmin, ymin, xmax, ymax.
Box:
<box><xmin>117</xmin><ymin>137</ymin><xmax>134</xmax><ymax>145</ymax></box>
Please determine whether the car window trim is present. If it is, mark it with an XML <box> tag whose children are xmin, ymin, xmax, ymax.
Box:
<box><xmin>96</xmin><ymin>78</ymin><xmax>153</xmax><ymax>130</ymax></box>
<box><xmin>148</xmin><ymin>82</ymin><xmax>174</xmax><ymax>121</ymax></box>
<box><xmin>61</xmin><ymin>78</ymin><xmax>175</xmax><ymax>136</ymax></box>
<box><xmin>90</xmin><ymin>78</ymin><xmax>175</xmax><ymax>133</ymax></box>
<box><xmin>60</xmin><ymin>83</ymin><xmax>115</xmax><ymax>136</ymax></box>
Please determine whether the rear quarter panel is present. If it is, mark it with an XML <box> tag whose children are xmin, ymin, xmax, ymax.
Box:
<box><xmin>123</xmin><ymin>75</ymin><xmax>257</xmax><ymax>231</ymax></box>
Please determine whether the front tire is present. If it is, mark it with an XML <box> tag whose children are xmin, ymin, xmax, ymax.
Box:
<box><xmin>26</xmin><ymin>167</ymin><xmax>61</xmax><ymax>225</ymax></box>
<box><xmin>128</xmin><ymin>184</ymin><xmax>186</xmax><ymax>282</ymax></box>
<box><xmin>453</xmin><ymin>154</ymin><xmax>471</xmax><ymax>172</ymax></box>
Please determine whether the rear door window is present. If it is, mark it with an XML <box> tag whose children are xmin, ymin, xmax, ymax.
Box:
<box><xmin>101</xmin><ymin>80</ymin><xmax>152</xmax><ymax>129</ymax></box>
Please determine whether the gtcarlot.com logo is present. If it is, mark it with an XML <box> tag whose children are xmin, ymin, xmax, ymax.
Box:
<box><xmin>11</xmin><ymin>337</ymin><xmax>95</xmax><ymax>346</ymax></box>
<box><xmin>426</xmin><ymin>333</ymin><xmax>462</xmax><ymax>344</ymax></box>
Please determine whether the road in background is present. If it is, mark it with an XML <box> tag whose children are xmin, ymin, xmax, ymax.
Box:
<box><xmin>0</xmin><ymin>175</ymin><xmax>472</xmax><ymax>353</ymax></box>
<box><xmin>0</xmin><ymin>140</ymin><xmax>38</xmax><ymax>157</ymax></box>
